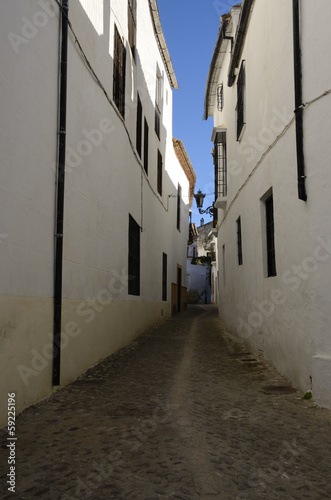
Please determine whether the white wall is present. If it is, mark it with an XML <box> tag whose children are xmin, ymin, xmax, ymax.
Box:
<box><xmin>211</xmin><ymin>0</ymin><xmax>331</xmax><ymax>406</ymax></box>
<box><xmin>0</xmin><ymin>0</ymin><xmax>59</xmax><ymax>424</ymax></box>
<box><xmin>0</xmin><ymin>0</ymin><xmax>189</xmax><ymax>426</ymax></box>
<box><xmin>187</xmin><ymin>261</ymin><xmax>209</xmax><ymax>304</ymax></box>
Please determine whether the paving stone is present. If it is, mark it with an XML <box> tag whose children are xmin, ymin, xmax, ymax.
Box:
<box><xmin>1</xmin><ymin>305</ymin><xmax>331</xmax><ymax>499</ymax></box>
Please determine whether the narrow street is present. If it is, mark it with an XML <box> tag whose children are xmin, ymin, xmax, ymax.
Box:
<box><xmin>1</xmin><ymin>305</ymin><xmax>331</xmax><ymax>500</ymax></box>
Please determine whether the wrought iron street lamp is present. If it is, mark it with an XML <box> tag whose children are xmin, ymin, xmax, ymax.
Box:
<box><xmin>194</xmin><ymin>190</ymin><xmax>214</xmax><ymax>216</ymax></box>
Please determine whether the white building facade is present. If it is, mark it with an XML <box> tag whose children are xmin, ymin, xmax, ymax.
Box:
<box><xmin>204</xmin><ymin>0</ymin><xmax>331</xmax><ymax>408</ymax></box>
<box><xmin>0</xmin><ymin>0</ymin><xmax>192</xmax><ymax>426</ymax></box>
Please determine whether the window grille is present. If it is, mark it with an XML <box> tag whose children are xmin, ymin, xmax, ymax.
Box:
<box><xmin>217</xmin><ymin>83</ymin><xmax>224</xmax><ymax>111</ymax></box>
<box><xmin>237</xmin><ymin>61</ymin><xmax>245</xmax><ymax>140</ymax></box>
<box><xmin>157</xmin><ymin>150</ymin><xmax>162</xmax><ymax>195</ymax></box>
<box><xmin>155</xmin><ymin>108</ymin><xmax>160</xmax><ymax>139</ymax></box>
<box><xmin>162</xmin><ymin>253</ymin><xmax>167</xmax><ymax>301</ymax></box>
<box><xmin>128</xmin><ymin>0</ymin><xmax>136</xmax><ymax>59</ymax></box>
<box><xmin>113</xmin><ymin>26</ymin><xmax>126</xmax><ymax>118</ymax></box>
<box><xmin>136</xmin><ymin>94</ymin><xmax>142</xmax><ymax>158</ymax></box>
<box><xmin>265</xmin><ymin>195</ymin><xmax>277</xmax><ymax>276</ymax></box>
<box><xmin>155</xmin><ymin>67</ymin><xmax>162</xmax><ymax>139</ymax></box>
<box><xmin>128</xmin><ymin>214</ymin><xmax>140</xmax><ymax>296</ymax></box>
<box><xmin>236</xmin><ymin>216</ymin><xmax>243</xmax><ymax>265</ymax></box>
<box><xmin>214</xmin><ymin>131</ymin><xmax>227</xmax><ymax>198</ymax></box>
<box><xmin>143</xmin><ymin>118</ymin><xmax>148</xmax><ymax>174</ymax></box>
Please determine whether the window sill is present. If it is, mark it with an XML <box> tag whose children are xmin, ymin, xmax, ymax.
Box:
<box><xmin>237</xmin><ymin>122</ymin><xmax>246</xmax><ymax>142</ymax></box>
<box><xmin>214</xmin><ymin>196</ymin><xmax>227</xmax><ymax>210</ymax></box>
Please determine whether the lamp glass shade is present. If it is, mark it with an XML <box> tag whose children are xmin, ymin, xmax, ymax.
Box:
<box><xmin>194</xmin><ymin>190</ymin><xmax>205</xmax><ymax>209</ymax></box>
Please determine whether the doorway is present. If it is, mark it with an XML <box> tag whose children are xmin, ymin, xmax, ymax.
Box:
<box><xmin>177</xmin><ymin>265</ymin><xmax>182</xmax><ymax>313</ymax></box>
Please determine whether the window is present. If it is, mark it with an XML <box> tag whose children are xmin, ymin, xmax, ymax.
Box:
<box><xmin>128</xmin><ymin>0</ymin><xmax>136</xmax><ymax>60</ymax></box>
<box><xmin>155</xmin><ymin>66</ymin><xmax>162</xmax><ymax>109</ymax></box>
<box><xmin>136</xmin><ymin>94</ymin><xmax>142</xmax><ymax>158</ymax></box>
<box><xmin>217</xmin><ymin>83</ymin><xmax>224</xmax><ymax>111</ymax></box>
<box><xmin>222</xmin><ymin>244</ymin><xmax>226</xmax><ymax>287</ymax></box>
<box><xmin>177</xmin><ymin>184</ymin><xmax>182</xmax><ymax>231</ymax></box>
<box><xmin>128</xmin><ymin>214</ymin><xmax>140</xmax><ymax>295</ymax></box>
<box><xmin>143</xmin><ymin>118</ymin><xmax>148</xmax><ymax>174</ymax></box>
<box><xmin>237</xmin><ymin>61</ymin><xmax>245</xmax><ymax>140</ymax></box>
<box><xmin>155</xmin><ymin>108</ymin><xmax>160</xmax><ymax>139</ymax></box>
<box><xmin>113</xmin><ymin>26</ymin><xmax>126</xmax><ymax>118</ymax></box>
<box><xmin>214</xmin><ymin>131</ymin><xmax>227</xmax><ymax>197</ymax></box>
<box><xmin>155</xmin><ymin>66</ymin><xmax>162</xmax><ymax>139</ymax></box>
<box><xmin>236</xmin><ymin>216</ymin><xmax>243</xmax><ymax>265</ymax></box>
<box><xmin>157</xmin><ymin>150</ymin><xmax>162</xmax><ymax>195</ymax></box>
<box><xmin>265</xmin><ymin>195</ymin><xmax>276</xmax><ymax>277</ymax></box>
<box><xmin>162</xmin><ymin>253</ymin><xmax>167</xmax><ymax>301</ymax></box>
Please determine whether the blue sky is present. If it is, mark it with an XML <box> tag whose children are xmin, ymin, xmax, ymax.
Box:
<box><xmin>157</xmin><ymin>0</ymin><xmax>235</xmax><ymax>224</ymax></box>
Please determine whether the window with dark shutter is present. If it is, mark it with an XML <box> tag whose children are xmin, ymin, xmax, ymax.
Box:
<box><xmin>128</xmin><ymin>214</ymin><xmax>140</xmax><ymax>296</ymax></box>
<box><xmin>236</xmin><ymin>216</ymin><xmax>243</xmax><ymax>266</ymax></box>
<box><xmin>214</xmin><ymin>131</ymin><xmax>227</xmax><ymax>198</ymax></box>
<box><xmin>265</xmin><ymin>195</ymin><xmax>276</xmax><ymax>277</ymax></box>
<box><xmin>237</xmin><ymin>61</ymin><xmax>245</xmax><ymax>140</ymax></box>
<box><xmin>155</xmin><ymin>67</ymin><xmax>162</xmax><ymax>139</ymax></box>
<box><xmin>155</xmin><ymin>108</ymin><xmax>160</xmax><ymax>139</ymax></box>
<box><xmin>157</xmin><ymin>150</ymin><xmax>162</xmax><ymax>195</ymax></box>
<box><xmin>143</xmin><ymin>118</ymin><xmax>149</xmax><ymax>174</ymax></box>
<box><xmin>217</xmin><ymin>83</ymin><xmax>224</xmax><ymax>111</ymax></box>
<box><xmin>128</xmin><ymin>0</ymin><xmax>136</xmax><ymax>60</ymax></box>
<box><xmin>162</xmin><ymin>253</ymin><xmax>167</xmax><ymax>301</ymax></box>
<box><xmin>136</xmin><ymin>94</ymin><xmax>142</xmax><ymax>158</ymax></box>
<box><xmin>113</xmin><ymin>25</ymin><xmax>126</xmax><ymax>118</ymax></box>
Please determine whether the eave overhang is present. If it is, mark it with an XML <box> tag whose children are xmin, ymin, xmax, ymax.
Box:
<box><xmin>149</xmin><ymin>0</ymin><xmax>179</xmax><ymax>90</ymax></box>
<box><xmin>203</xmin><ymin>18</ymin><xmax>229</xmax><ymax>120</ymax></box>
<box><xmin>227</xmin><ymin>0</ymin><xmax>255</xmax><ymax>87</ymax></box>
<box><xmin>173</xmin><ymin>138</ymin><xmax>197</xmax><ymax>208</ymax></box>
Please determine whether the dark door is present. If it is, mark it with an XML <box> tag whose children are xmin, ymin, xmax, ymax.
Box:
<box><xmin>177</xmin><ymin>266</ymin><xmax>182</xmax><ymax>313</ymax></box>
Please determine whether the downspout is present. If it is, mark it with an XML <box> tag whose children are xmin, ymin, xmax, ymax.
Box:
<box><xmin>227</xmin><ymin>0</ymin><xmax>254</xmax><ymax>88</ymax></box>
<box><xmin>53</xmin><ymin>0</ymin><xmax>69</xmax><ymax>386</ymax></box>
<box><xmin>292</xmin><ymin>0</ymin><xmax>307</xmax><ymax>201</ymax></box>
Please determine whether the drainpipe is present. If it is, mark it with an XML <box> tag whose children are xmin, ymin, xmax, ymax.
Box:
<box><xmin>292</xmin><ymin>0</ymin><xmax>307</xmax><ymax>201</ymax></box>
<box><xmin>53</xmin><ymin>0</ymin><xmax>69</xmax><ymax>386</ymax></box>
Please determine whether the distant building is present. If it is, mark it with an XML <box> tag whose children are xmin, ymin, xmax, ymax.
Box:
<box><xmin>204</xmin><ymin>0</ymin><xmax>331</xmax><ymax>408</ymax></box>
<box><xmin>187</xmin><ymin>219</ymin><xmax>217</xmax><ymax>304</ymax></box>
<box><xmin>0</xmin><ymin>0</ymin><xmax>194</xmax><ymax>426</ymax></box>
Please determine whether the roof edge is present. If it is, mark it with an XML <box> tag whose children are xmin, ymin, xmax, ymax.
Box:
<box><xmin>203</xmin><ymin>20</ymin><xmax>228</xmax><ymax>121</ymax></box>
<box><xmin>227</xmin><ymin>0</ymin><xmax>255</xmax><ymax>87</ymax></box>
<box><xmin>173</xmin><ymin>138</ymin><xmax>197</xmax><ymax>208</ymax></box>
<box><xmin>148</xmin><ymin>0</ymin><xmax>179</xmax><ymax>90</ymax></box>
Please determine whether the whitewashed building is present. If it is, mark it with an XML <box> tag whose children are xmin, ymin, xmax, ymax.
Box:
<box><xmin>204</xmin><ymin>0</ymin><xmax>331</xmax><ymax>407</ymax></box>
<box><xmin>187</xmin><ymin>219</ymin><xmax>217</xmax><ymax>304</ymax></box>
<box><xmin>0</xmin><ymin>0</ymin><xmax>194</xmax><ymax>426</ymax></box>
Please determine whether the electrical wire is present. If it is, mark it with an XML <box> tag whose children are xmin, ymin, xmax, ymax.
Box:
<box><xmin>217</xmin><ymin>87</ymin><xmax>331</xmax><ymax>230</ymax></box>
<box><xmin>53</xmin><ymin>0</ymin><xmax>173</xmax><ymax>212</ymax></box>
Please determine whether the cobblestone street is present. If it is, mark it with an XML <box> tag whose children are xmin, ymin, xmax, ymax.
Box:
<box><xmin>1</xmin><ymin>305</ymin><xmax>331</xmax><ymax>500</ymax></box>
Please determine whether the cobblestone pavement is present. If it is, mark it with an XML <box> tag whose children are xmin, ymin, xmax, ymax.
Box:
<box><xmin>1</xmin><ymin>305</ymin><xmax>331</xmax><ymax>500</ymax></box>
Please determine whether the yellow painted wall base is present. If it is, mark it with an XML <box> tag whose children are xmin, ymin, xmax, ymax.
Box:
<box><xmin>0</xmin><ymin>296</ymin><xmax>170</xmax><ymax>428</ymax></box>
